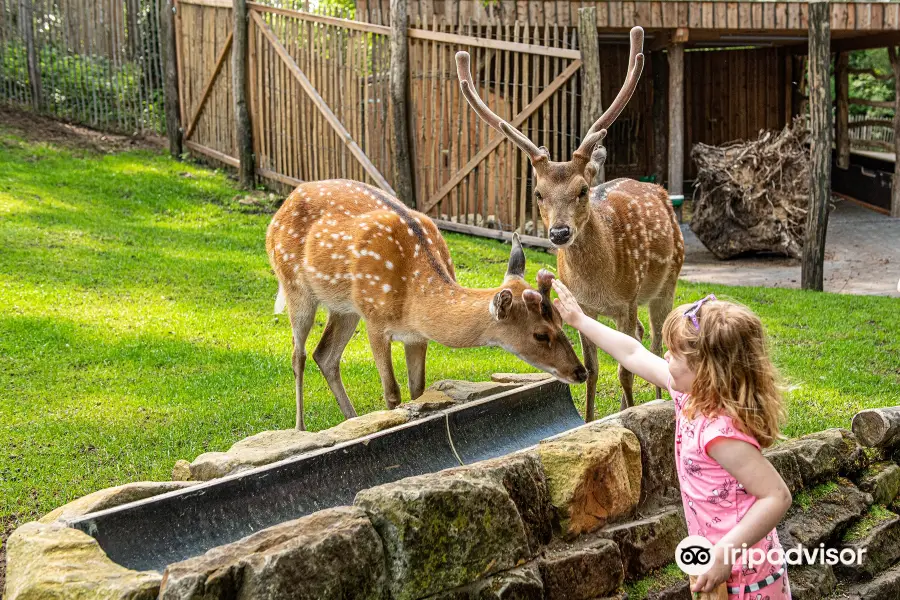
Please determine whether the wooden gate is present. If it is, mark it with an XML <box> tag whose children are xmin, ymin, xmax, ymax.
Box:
<box><xmin>175</xmin><ymin>0</ymin><xmax>395</xmax><ymax>193</ymax></box>
<box><xmin>408</xmin><ymin>21</ymin><xmax>583</xmax><ymax>233</ymax></box>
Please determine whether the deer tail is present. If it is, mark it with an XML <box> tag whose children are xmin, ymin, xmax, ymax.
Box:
<box><xmin>274</xmin><ymin>283</ymin><xmax>287</xmax><ymax>314</ymax></box>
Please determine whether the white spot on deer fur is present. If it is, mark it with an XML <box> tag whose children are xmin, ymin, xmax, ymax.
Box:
<box><xmin>365</xmin><ymin>274</ymin><xmax>372</xmax><ymax>279</ymax></box>
<box><xmin>385</xmin><ymin>261</ymin><xmax>394</xmax><ymax>270</ymax></box>
<box><xmin>401</xmin><ymin>276</ymin><xmax>407</xmax><ymax>281</ymax></box>
<box><xmin>326</xmin><ymin>243</ymin><xmax>333</xmax><ymax>249</ymax></box>
<box><xmin>315</xmin><ymin>232</ymin><xmax>321</xmax><ymax>239</ymax></box>
<box><xmin>407</xmin><ymin>228</ymin><xmax>414</xmax><ymax>236</ymax></box>
<box><xmin>369</xmin><ymin>281</ymin><xmax>375</xmax><ymax>286</ymax></box>
<box><xmin>382</xmin><ymin>284</ymin><xmax>392</xmax><ymax>293</ymax></box>
<box><xmin>373</xmin><ymin>275</ymin><xmax>380</xmax><ymax>281</ymax></box>
<box><xmin>413</xmin><ymin>270</ymin><xmax>420</xmax><ymax>278</ymax></box>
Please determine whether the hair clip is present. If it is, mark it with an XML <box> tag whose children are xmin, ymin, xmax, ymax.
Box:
<box><xmin>683</xmin><ymin>294</ymin><xmax>717</xmax><ymax>330</ymax></box>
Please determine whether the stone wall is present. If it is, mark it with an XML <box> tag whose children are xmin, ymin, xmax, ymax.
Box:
<box><xmin>7</xmin><ymin>376</ymin><xmax>900</xmax><ymax>600</ymax></box>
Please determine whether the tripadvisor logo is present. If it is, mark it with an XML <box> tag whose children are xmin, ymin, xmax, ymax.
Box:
<box><xmin>675</xmin><ymin>534</ymin><xmax>868</xmax><ymax>575</ymax></box>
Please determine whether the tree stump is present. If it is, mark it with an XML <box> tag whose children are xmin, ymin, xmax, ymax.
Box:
<box><xmin>690</xmin><ymin>118</ymin><xmax>813</xmax><ymax>260</ymax></box>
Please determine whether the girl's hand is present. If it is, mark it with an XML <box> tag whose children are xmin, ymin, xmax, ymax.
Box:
<box><xmin>691</xmin><ymin>545</ymin><xmax>732</xmax><ymax>594</ymax></box>
<box><xmin>551</xmin><ymin>280</ymin><xmax>585</xmax><ymax>327</ymax></box>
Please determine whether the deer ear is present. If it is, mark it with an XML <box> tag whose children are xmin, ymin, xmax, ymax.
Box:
<box><xmin>491</xmin><ymin>288</ymin><xmax>514</xmax><ymax>321</ymax></box>
<box><xmin>522</xmin><ymin>289</ymin><xmax>542</xmax><ymax>311</ymax></box>
<box><xmin>505</xmin><ymin>232</ymin><xmax>526</xmax><ymax>279</ymax></box>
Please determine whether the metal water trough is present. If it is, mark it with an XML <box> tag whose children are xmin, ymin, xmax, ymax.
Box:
<box><xmin>67</xmin><ymin>379</ymin><xmax>584</xmax><ymax>573</ymax></box>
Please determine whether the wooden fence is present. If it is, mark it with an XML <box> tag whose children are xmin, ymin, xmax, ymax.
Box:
<box><xmin>0</xmin><ymin>0</ymin><xmax>166</xmax><ymax>134</ymax></box>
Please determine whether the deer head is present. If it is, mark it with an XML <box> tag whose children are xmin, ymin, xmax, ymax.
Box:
<box><xmin>492</xmin><ymin>234</ymin><xmax>587</xmax><ymax>383</ymax></box>
<box><xmin>456</xmin><ymin>27</ymin><xmax>645</xmax><ymax>248</ymax></box>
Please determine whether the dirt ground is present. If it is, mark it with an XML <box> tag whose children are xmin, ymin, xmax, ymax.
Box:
<box><xmin>680</xmin><ymin>198</ymin><xmax>900</xmax><ymax>297</ymax></box>
<box><xmin>0</xmin><ymin>106</ymin><xmax>166</xmax><ymax>155</ymax></box>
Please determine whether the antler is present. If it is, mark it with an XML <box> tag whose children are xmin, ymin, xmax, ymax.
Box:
<box><xmin>456</xmin><ymin>51</ymin><xmax>549</xmax><ymax>164</ymax></box>
<box><xmin>574</xmin><ymin>27</ymin><xmax>646</xmax><ymax>161</ymax></box>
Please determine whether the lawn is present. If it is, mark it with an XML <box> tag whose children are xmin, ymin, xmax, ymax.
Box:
<box><xmin>1</xmin><ymin>125</ymin><xmax>898</xmax><ymax>542</ymax></box>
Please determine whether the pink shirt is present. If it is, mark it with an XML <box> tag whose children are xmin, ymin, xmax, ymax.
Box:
<box><xmin>669</xmin><ymin>377</ymin><xmax>787</xmax><ymax>591</ymax></box>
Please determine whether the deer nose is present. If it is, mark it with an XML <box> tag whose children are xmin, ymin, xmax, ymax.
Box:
<box><xmin>573</xmin><ymin>365</ymin><xmax>588</xmax><ymax>383</ymax></box>
<box><xmin>549</xmin><ymin>225</ymin><xmax>572</xmax><ymax>245</ymax></box>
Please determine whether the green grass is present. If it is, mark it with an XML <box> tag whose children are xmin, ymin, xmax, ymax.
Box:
<box><xmin>624</xmin><ymin>563</ymin><xmax>686</xmax><ymax>599</ymax></box>
<box><xmin>1</xmin><ymin>128</ymin><xmax>899</xmax><ymax>536</ymax></box>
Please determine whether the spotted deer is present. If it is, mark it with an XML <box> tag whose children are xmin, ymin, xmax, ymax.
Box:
<box><xmin>266</xmin><ymin>180</ymin><xmax>588</xmax><ymax>430</ymax></box>
<box><xmin>456</xmin><ymin>26</ymin><xmax>684</xmax><ymax>420</ymax></box>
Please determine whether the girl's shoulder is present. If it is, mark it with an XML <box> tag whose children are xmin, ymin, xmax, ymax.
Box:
<box><xmin>697</xmin><ymin>411</ymin><xmax>762</xmax><ymax>456</ymax></box>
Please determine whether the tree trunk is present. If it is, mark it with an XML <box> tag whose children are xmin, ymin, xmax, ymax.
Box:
<box><xmin>233</xmin><ymin>0</ymin><xmax>255</xmax><ymax>188</ymax></box>
<box><xmin>160</xmin><ymin>0</ymin><xmax>182</xmax><ymax>157</ymax></box>
<box><xmin>852</xmin><ymin>407</ymin><xmax>900</xmax><ymax>449</ymax></box>
<box><xmin>667</xmin><ymin>43</ymin><xmax>685</xmax><ymax>221</ymax></box>
<box><xmin>579</xmin><ymin>7</ymin><xmax>603</xmax><ymax>184</ymax></box>
<box><xmin>801</xmin><ymin>1</ymin><xmax>832</xmax><ymax>291</ymax></box>
<box><xmin>651</xmin><ymin>49</ymin><xmax>668</xmax><ymax>186</ymax></box>
<box><xmin>835</xmin><ymin>52</ymin><xmax>849</xmax><ymax>170</ymax></box>
<box><xmin>889</xmin><ymin>47</ymin><xmax>900</xmax><ymax>218</ymax></box>
<box><xmin>390</xmin><ymin>0</ymin><xmax>415</xmax><ymax>206</ymax></box>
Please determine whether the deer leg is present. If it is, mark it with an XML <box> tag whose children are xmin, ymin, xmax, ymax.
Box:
<box><xmin>615</xmin><ymin>306</ymin><xmax>639</xmax><ymax>411</ymax></box>
<box><xmin>367</xmin><ymin>327</ymin><xmax>403</xmax><ymax>409</ymax></box>
<box><xmin>288</xmin><ymin>294</ymin><xmax>319</xmax><ymax>431</ymax></box>
<box><xmin>580</xmin><ymin>331</ymin><xmax>600</xmax><ymax>422</ymax></box>
<box><xmin>313</xmin><ymin>311</ymin><xmax>361</xmax><ymax>420</ymax></box>
<box><xmin>649</xmin><ymin>294</ymin><xmax>675</xmax><ymax>400</ymax></box>
<box><xmin>404</xmin><ymin>340</ymin><xmax>428</xmax><ymax>400</ymax></box>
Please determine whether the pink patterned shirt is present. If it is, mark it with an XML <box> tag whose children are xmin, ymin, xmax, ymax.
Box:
<box><xmin>669</xmin><ymin>377</ymin><xmax>790</xmax><ymax>598</ymax></box>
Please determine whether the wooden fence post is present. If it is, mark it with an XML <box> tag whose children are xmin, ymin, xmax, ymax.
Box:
<box><xmin>889</xmin><ymin>47</ymin><xmax>900</xmax><ymax>218</ymax></box>
<box><xmin>802</xmin><ymin>0</ymin><xmax>832</xmax><ymax>290</ymax></box>
<box><xmin>160</xmin><ymin>0</ymin><xmax>183</xmax><ymax>158</ymax></box>
<box><xmin>835</xmin><ymin>51</ymin><xmax>850</xmax><ymax>170</ymax></box>
<box><xmin>19</xmin><ymin>0</ymin><xmax>42</xmax><ymax>111</ymax></box>
<box><xmin>667</xmin><ymin>39</ymin><xmax>685</xmax><ymax>219</ymax></box>
<box><xmin>578</xmin><ymin>6</ymin><xmax>603</xmax><ymax>185</ymax></box>
<box><xmin>390</xmin><ymin>0</ymin><xmax>415</xmax><ymax>207</ymax></box>
<box><xmin>651</xmin><ymin>49</ymin><xmax>668</xmax><ymax>186</ymax></box>
<box><xmin>233</xmin><ymin>0</ymin><xmax>255</xmax><ymax>188</ymax></box>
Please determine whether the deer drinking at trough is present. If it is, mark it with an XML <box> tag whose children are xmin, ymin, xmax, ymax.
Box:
<box><xmin>267</xmin><ymin>180</ymin><xmax>588</xmax><ymax>430</ymax></box>
<box><xmin>456</xmin><ymin>26</ymin><xmax>684</xmax><ymax>420</ymax></box>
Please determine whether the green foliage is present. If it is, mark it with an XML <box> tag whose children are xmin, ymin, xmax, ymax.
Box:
<box><xmin>846</xmin><ymin>49</ymin><xmax>894</xmax><ymax>119</ymax></box>
<box><xmin>843</xmin><ymin>504</ymin><xmax>896</xmax><ymax>542</ymax></box>
<box><xmin>0</xmin><ymin>40</ymin><xmax>165</xmax><ymax>134</ymax></box>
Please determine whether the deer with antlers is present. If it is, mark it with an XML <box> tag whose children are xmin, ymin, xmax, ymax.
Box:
<box><xmin>456</xmin><ymin>26</ymin><xmax>684</xmax><ymax>420</ymax></box>
<box><xmin>267</xmin><ymin>180</ymin><xmax>588</xmax><ymax>430</ymax></box>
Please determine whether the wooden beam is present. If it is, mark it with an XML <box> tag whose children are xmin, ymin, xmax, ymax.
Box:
<box><xmin>848</xmin><ymin>119</ymin><xmax>894</xmax><ymax>129</ymax></box>
<box><xmin>234</xmin><ymin>0</ymin><xmax>255</xmax><ymax>188</ymax></box>
<box><xmin>852</xmin><ymin>407</ymin><xmax>900</xmax><ymax>449</ymax></box>
<box><xmin>390</xmin><ymin>0</ymin><xmax>415</xmax><ymax>207</ymax></box>
<box><xmin>835</xmin><ymin>51</ymin><xmax>850</xmax><ymax>170</ymax></box>
<box><xmin>160</xmin><ymin>0</ymin><xmax>182</xmax><ymax>157</ymax></box>
<box><xmin>651</xmin><ymin>48</ymin><xmax>668</xmax><ymax>186</ymax></box>
<box><xmin>832</xmin><ymin>32</ymin><xmax>900</xmax><ymax>53</ymax></box>
<box><xmin>251</xmin><ymin>10</ymin><xmax>396</xmax><ymax>195</ymax></box>
<box><xmin>889</xmin><ymin>46</ymin><xmax>900</xmax><ymax>218</ymax></box>
<box><xmin>433</xmin><ymin>220</ymin><xmax>553</xmax><ymax>250</ymax></box>
<box><xmin>184</xmin><ymin>32</ymin><xmax>233</xmax><ymax>141</ymax></box>
<box><xmin>849</xmin><ymin>98</ymin><xmax>894</xmax><ymax>109</ymax></box>
<box><xmin>185</xmin><ymin>140</ymin><xmax>241</xmax><ymax>167</ymax></box>
<box><xmin>420</xmin><ymin>58</ymin><xmax>583</xmax><ymax>213</ymax></box>
<box><xmin>248</xmin><ymin>2</ymin><xmax>392</xmax><ymax>35</ymax></box>
<box><xmin>407</xmin><ymin>28</ymin><xmax>581</xmax><ymax>60</ymax></box>
<box><xmin>579</xmin><ymin>7</ymin><xmax>603</xmax><ymax>184</ymax></box>
<box><xmin>667</xmin><ymin>42</ymin><xmax>685</xmax><ymax>199</ymax></box>
<box><xmin>802</xmin><ymin>0</ymin><xmax>832</xmax><ymax>290</ymax></box>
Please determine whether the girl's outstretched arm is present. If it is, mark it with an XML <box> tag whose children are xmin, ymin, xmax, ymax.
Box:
<box><xmin>552</xmin><ymin>279</ymin><xmax>670</xmax><ymax>390</ymax></box>
<box><xmin>691</xmin><ymin>438</ymin><xmax>793</xmax><ymax>593</ymax></box>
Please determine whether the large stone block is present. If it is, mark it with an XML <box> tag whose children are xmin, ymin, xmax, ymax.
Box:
<box><xmin>444</xmin><ymin>452</ymin><xmax>554</xmax><ymax>554</ymax></box>
<box><xmin>599</xmin><ymin>400</ymin><xmax>678</xmax><ymax>511</ymax></box>
<box><xmin>426</xmin><ymin>566</ymin><xmax>544</xmax><ymax>600</ymax></box>
<box><xmin>5</xmin><ymin>521</ymin><xmax>161</xmax><ymax>600</ymax></box>
<box><xmin>837</xmin><ymin>506</ymin><xmax>900</xmax><ymax>581</ymax></box>
<box><xmin>537</xmin><ymin>539</ymin><xmax>624</xmax><ymax>600</ymax></box>
<box><xmin>185</xmin><ymin>410</ymin><xmax>409</xmax><ymax>480</ymax></box>
<box><xmin>537</xmin><ymin>424</ymin><xmax>641</xmax><ymax>539</ymax></box>
<box><xmin>40</xmin><ymin>481</ymin><xmax>196</xmax><ymax>523</ymax></box>
<box><xmin>428</xmin><ymin>379</ymin><xmax>521</xmax><ymax>402</ymax></box>
<box><xmin>788</xmin><ymin>563</ymin><xmax>836</xmax><ymax>600</ymax></box>
<box><xmin>354</xmin><ymin>471</ymin><xmax>530</xmax><ymax>600</ymax></box>
<box><xmin>783</xmin><ymin>479</ymin><xmax>872</xmax><ymax>547</ymax></box>
<box><xmin>490</xmin><ymin>373</ymin><xmax>553</xmax><ymax>384</ymax></box>
<box><xmin>159</xmin><ymin>506</ymin><xmax>385</xmax><ymax>600</ymax></box>
<box><xmin>775</xmin><ymin>429</ymin><xmax>868</xmax><ymax>486</ymax></box>
<box><xmin>844</xmin><ymin>561</ymin><xmax>900</xmax><ymax>600</ymax></box>
<box><xmin>763</xmin><ymin>445</ymin><xmax>804</xmax><ymax>494</ymax></box>
<box><xmin>855</xmin><ymin>461</ymin><xmax>900</xmax><ymax>506</ymax></box>
<box><xmin>598</xmin><ymin>506</ymin><xmax>688</xmax><ymax>579</ymax></box>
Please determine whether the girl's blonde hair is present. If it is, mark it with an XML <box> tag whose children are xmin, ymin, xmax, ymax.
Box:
<box><xmin>662</xmin><ymin>298</ymin><xmax>785</xmax><ymax>448</ymax></box>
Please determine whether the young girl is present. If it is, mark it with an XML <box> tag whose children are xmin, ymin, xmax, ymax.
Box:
<box><xmin>552</xmin><ymin>281</ymin><xmax>793</xmax><ymax>600</ymax></box>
